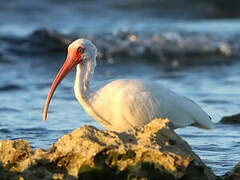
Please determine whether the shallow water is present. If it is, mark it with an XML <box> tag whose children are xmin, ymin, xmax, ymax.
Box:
<box><xmin>1</xmin><ymin>57</ymin><xmax>240</xmax><ymax>175</ymax></box>
<box><xmin>1</xmin><ymin>0</ymin><xmax>240</xmax><ymax>176</ymax></box>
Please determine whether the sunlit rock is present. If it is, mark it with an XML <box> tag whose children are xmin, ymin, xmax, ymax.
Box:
<box><xmin>0</xmin><ymin>118</ymin><xmax>217</xmax><ymax>180</ymax></box>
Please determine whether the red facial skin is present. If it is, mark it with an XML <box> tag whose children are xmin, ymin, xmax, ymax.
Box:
<box><xmin>42</xmin><ymin>46</ymin><xmax>84</xmax><ymax>121</ymax></box>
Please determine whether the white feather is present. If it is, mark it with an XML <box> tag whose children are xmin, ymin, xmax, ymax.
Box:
<box><xmin>72</xmin><ymin>39</ymin><xmax>214</xmax><ymax>132</ymax></box>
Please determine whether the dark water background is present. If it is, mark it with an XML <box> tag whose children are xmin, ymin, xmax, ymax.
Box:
<box><xmin>1</xmin><ymin>0</ymin><xmax>240</xmax><ymax>176</ymax></box>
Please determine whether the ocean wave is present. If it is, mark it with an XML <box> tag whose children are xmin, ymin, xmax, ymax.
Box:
<box><xmin>0</xmin><ymin>29</ymin><xmax>239</xmax><ymax>68</ymax></box>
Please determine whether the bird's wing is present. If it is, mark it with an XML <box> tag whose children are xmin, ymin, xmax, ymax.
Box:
<box><xmin>91</xmin><ymin>79</ymin><xmax>214</xmax><ymax>130</ymax></box>
<box><xmin>153</xmin><ymin>86</ymin><xmax>214</xmax><ymax>129</ymax></box>
<box><xmin>120</xmin><ymin>83</ymin><xmax>160</xmax><ymax>127</ymax></box>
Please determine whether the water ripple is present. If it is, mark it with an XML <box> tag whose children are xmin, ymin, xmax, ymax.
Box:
<box><xmin>0</xmin><ymin>107</ymin><xmax>21</xmax><ymax>112</ymax></box>
<box><xmin>0</xmin><ymin>128</ymin><xmax>11</xmax><ymax>133</ymax></box>
<box><xmin>0</xmin><ymin>84</ymin><xmax>23</xmax><ymax>91</ymax></box>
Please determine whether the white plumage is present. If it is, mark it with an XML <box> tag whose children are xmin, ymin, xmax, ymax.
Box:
<box><xmin>43</xmin><ymin>39</ymin><xmax>214</xmax><ymax>132</ymax></box>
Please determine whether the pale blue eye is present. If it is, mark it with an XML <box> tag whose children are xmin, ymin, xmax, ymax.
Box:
<box><xmin>78</xmin><ymin>48</ymin><xmax>84</xmax><ymax>53</ymax></box>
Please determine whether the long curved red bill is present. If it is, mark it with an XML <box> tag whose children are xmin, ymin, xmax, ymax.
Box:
<box><xmin>43</xmin><ymin>57</ymin><xmax>76</xmax><ymax>121</ymax></box>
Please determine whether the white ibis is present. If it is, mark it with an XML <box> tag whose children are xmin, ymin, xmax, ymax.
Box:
<box><xmin>43</xmin><ymin>39</ymin><xmax>214</xmax><ymax>132</ymax></box>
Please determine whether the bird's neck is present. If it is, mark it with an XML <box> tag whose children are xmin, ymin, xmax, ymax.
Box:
<box><xmin>74</xmin><ymin>60</ymin><xmax>96</xmax><ymax>103</ymax></box>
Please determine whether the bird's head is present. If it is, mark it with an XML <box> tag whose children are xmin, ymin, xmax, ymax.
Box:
<box><xmin>42</xmin><ymin>39</ymin><xmax>97</xmax><ymax>121</ymax></box>
<box><xmin>68</xmin><ymin>39</ymin><xmax>97</xmax><ymax>65</ymax></box>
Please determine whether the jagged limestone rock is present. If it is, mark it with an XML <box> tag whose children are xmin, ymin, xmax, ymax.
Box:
<box><xmin>0</xmin><ymin>118</ymin><xmax>216</xmax><ymax>180</ymax></box>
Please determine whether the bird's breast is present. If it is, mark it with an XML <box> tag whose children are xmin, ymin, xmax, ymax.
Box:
<box><xmin>86</xmin><ymin>79</ymin><xmax>161</xmax><ymax>132</ymax></box>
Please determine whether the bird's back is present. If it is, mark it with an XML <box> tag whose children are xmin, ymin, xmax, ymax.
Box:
<box><xmin>84</xmin><ymin>79</ymin><xmax>214</xmax><ymax>132</ymax></box>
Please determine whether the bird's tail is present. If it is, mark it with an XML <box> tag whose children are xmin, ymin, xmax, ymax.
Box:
<box><xmin>191</xmin><ymin>121</ymin><xmax>215</xmax><ymax>129</ymax></box>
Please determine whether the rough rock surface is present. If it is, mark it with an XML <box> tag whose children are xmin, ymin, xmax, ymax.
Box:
<box><xmin>220</xmin><ymin>113</ymin><xmax>240</xmax><ymax>124</ymax></box>
<box><xmin>0</xmin><ymin>118</ymin><xmax>216</xmax><ymax>180</ymax></box>
<box><xmin>222</xmin><ymin>162</ymin><xmax>240</xmax><ymax>180</ymax></box>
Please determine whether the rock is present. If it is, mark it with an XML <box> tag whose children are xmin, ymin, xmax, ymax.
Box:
<box><xmin>220</xmin><ymin>113</ymin><xmax>240</xmax><ymax>124</ymax></box>
<box><xmin>0</xmin><ymin>140</ymin><xmax>32</xmax><ymax>180</ymax></box>
<box><xmin>222</xmin><ymin>162</ymin><xmax>240</xmax><ymax>180</ymax></box>
<box><xmin>0</xmin><ymin>140</ymin><xmax>32</xmax><ymax>170</ymax></box>
<box><xmin>0</xmin><ymin>118</ymin><xmax>216</xmax><ymax>180</ymax></box>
